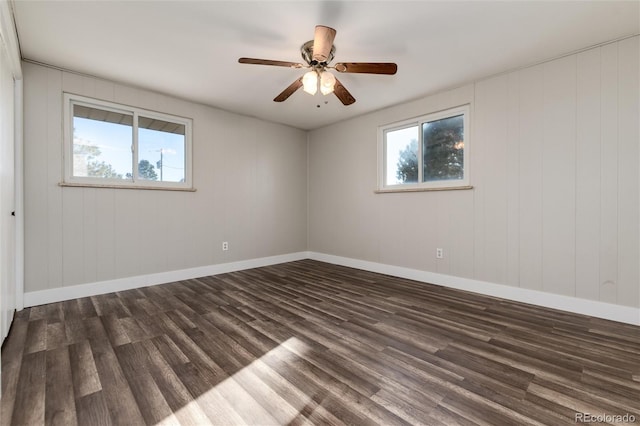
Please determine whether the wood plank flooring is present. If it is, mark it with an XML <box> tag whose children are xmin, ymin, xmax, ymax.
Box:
<box><xmin>2</xmin><ymin>259</ymin><xmax>639</xmax><ymax>425</ymax></box>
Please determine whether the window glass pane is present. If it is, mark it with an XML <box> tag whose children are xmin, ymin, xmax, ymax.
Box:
<box><xmin>422</xmin><ymin>114</ymin><xmax>464</xmax><ymax>182</ymax></box>
<box><xmin>137</xmin><ymin>116</ymin><xmax>186</xmax><ymax>182</ymax></box>
<box><xmin>72</xmin><ymin>104</ymin><xmax>133</xmax><ymax>179</ymax></box>
<box><xmin>385</xmin><ymin>125</ymin><xmax>418</xmax><ymax>185</ymax></box>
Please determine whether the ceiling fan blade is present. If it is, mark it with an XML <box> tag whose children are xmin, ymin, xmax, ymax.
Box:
<box><xmin>312</xmin><ymin>25</ymin><xmax>337</xmax><ymax>63</ymax></box>
<box><xmin>239</xmin><ymin>58</ymin><xmax>304</xmax><ymax>68</ymax></box>
<box><xmin>334</xmin><ymin>62</ymin><xmax>398</xmax><ymax>75</ymax></box>
<box><xmin>274</xmin><ymin>77</ymin><xmax>303</xmax><ymax>102</ymax></box>
<box><xmin>333</xmin><ymin>78</ymin><xmax>356</xmax><ymax>105</ymax></box>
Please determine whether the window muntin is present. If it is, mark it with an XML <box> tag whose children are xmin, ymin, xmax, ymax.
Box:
<box><xmin>64</xmin><ymin>94</ymin><xmax>192</xmax><ymax>189</ymax></box>
<box><xmin>379</xmin><ymin>105</ymin><xmax>469</xmax><ymax>190</ymax></box>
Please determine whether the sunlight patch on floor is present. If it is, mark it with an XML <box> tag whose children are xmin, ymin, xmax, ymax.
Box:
<box><xmin>172</xmin><ymin>337</ymin><xmax>314</xmax><ymax>425</ymax></box>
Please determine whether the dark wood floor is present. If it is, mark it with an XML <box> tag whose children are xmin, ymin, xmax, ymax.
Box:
<box><xmin>2</xmin><ymin>260</ymin><xmax>639</xmax><ymax>425</ymax></box>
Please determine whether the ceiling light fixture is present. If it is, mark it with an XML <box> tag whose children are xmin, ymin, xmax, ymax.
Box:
<box><xmin>238</xmin><ymin>24</ymin><xmax>397</xmax><ymax>105</ymax></box>
<box><xmin>320</xmin><ymin>71</ymin><xmax>336</xmax><ymax>95</ymax></box>
<box><xmin>302</xmin><ymin>71</ymin><xmax>318</xmax><ymax>95</ymax></box>
<box><xmin>303</xmin><ymin>70</ymin><xmax>336</xmax><ymax>96</ymax></box>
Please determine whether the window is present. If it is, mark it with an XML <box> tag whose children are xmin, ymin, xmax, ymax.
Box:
<box><xmin>378</xmin><ymin>105</ymin><xmax>470</xmax><ymax>191</ymax></box>
<box><xmin>63</xmin><ymin>93</ymin><xmax>193</xmax><ymax>190</ymax></box>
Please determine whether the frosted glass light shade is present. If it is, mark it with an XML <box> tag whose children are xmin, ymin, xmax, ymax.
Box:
<box><xmin>302</xmin><ymin>71</ymin><xmax>318</xmax><ymax>95</ymax></box>
<box><xmin>320</xmin><ymin>71</ymin><xmax>336</xmax><ymax>95</ymax></box>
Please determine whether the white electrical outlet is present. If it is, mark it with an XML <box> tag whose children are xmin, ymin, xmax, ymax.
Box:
<box><xmin>222</xmin><ymin>241</ymin><xmax>229</xmax><ymax>251</ymax></box>
<box><xmin>436</xmin><ymin>248</ymin><xmax>444</xmax><ymax>259</ymax></box>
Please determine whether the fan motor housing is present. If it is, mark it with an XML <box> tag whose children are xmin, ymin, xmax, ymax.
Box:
<box><xmin>301</xmin><ymin>40</ymin><xmax>335</xmax><ymax>66</ymax></box>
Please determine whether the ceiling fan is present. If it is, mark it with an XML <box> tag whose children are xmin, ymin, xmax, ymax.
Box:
<box><xmin>238</xmin><ymin>25</ymin><xmax>397</xmax><ymax>105</ymax></box>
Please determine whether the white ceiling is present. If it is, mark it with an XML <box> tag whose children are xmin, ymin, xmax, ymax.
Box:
<box><xmin>12</xmin><ymin>1</ymin><xmax>639</xmax><ymax>130</ymax></box>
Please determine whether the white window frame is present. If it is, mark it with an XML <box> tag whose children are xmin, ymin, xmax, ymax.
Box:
<box><xmin>63</xmin><ymin>93</ymin><xmax>193</xmax><ymax>190</ymax></box>
<box><xmin>377</xmin><ymin>104</ymin><xmax>470</xmax><ymax>192</ymax></box>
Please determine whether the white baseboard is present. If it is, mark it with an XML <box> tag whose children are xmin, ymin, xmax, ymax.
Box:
<box><xmin>307</xmin><ymin>252</ymin><xmax>640</xmax><ymax>326</ymax></box>
<box><xmin>23</xmin><ymin>252</ymin><xmax>309</xmax><ymax>307</ymax></box>
<box><xmin>23</xmin><ymin>250</ymin><xmax>639</xmax><ymax>326</ymax></box>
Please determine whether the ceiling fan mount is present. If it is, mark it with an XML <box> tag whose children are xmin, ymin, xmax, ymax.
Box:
<box><xmin>238</xmin><ymin>25</ymin><xmax>397</xmax><ymax>106</ymax></box>
<box><xmin>300</xmin><ymin>40</ymin><xmax>335</xmax><ymax>67</ymax></box>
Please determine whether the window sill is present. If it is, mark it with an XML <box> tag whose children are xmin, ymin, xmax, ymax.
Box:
<box><xmin>375</xmin><ymin>185</ymin><xmax>473</xmax><ymax>194</ymax></box>
<box><xmin>59</xmin><ymin>182</ymin><xmax>197</xmax><ymax>192</ymax></box>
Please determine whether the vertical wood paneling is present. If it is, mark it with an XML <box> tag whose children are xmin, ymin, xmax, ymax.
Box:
<box><xmin>472</xmin><ymin>87</ymin><xmax>486</xmax><ymax>281</ymax></box>
<box><xmin>542</xmin><ymin>55</ymin><xmax>577</xmax><ymax>297</ymax></box>
<box><xmin>254</xmin><ymin>125</ymin><xmax>308</xmax><ymax>259</ymax></box>
<box><xmin>616</xmin><ymin>36</ymin><xmax>640</xmax><ymax>308</ymax></box>
<box><xmin>82</xmin><ymin>189</ymin><xmax>98</xmax><ymax>284</ymax></box>
<box><xmin>225</xmin><ymin>118</ymin><xmax>258</xmax><ymax>262</ymax></box>
<box><xmin>308</xmin><ymin>38</ymin><xmax>637</xmax><ymax>308</ymax></box>
<box><xmin>24</xmin><ymin>62</ymin><xmax>308</xmax><ymax>294</ymax></box>
<box><xmin>517</xmin><ymin>64</ymin><xmax>544</xmax><ymax>291</ymax></box>
<box><xmin>506</xmin><ymin>72</ymin><xmax>520</xmax><ymax>287</ymax></box>
<box><xmin>137</xmin><ymin>192</ymin><xmax>168</xmax><ymax>275</ymax></box>
<box><xmin>95</xmin><ymin>188</ymin><xmax>116</xmax><ymax>282</ymax></box>
<box><xmin>449</xmin><ymin>191</ymin><xmax>475</xmax><ymax>280</ymax></box>
<box><xmin>23</xmin><ymin>64</ymin><xmax>49</xmax><ymax>292</ymax></box>
<box><xmin>59</xmin><ymin>55</ymin><xmax>87</xmax><ymax>288</ymax></box>
<box><xmin>164</xmin><ymin>190</ymin><xmax>189</xmax><ymax>272</ymax></box>
<box><xmin>46</xmin><ymin>69</ymin><xmax>64</xmax><ymax>290</ymax></box>
<box><xmin>340</xmin><ymin>123</ymin><xmax>380</xmax><ymax>263</ymax></box>
<box><xmin>193</xmin><ymin>115</ymin><xmax>225</xmax><ymax>268</ymax></box>
<box><xmin>94</xmin><ymin>78</ymin><xmax>114</xmax><ymax>101</ymax></box>
<box><xmin>24</xmin><ymin>62</ymin><xmax>308</xmax><ymax>297</ymax></box>
<box><xmin>599</xmin><ymin>43</ymin><xmax>619</xmax><ymax>304</ymax></box>
<box><xmin>417</xmin><ymin>194</ymin><xmax>439</xmax><ymax>273</ymax></box>
<box><xmin>62</xmin><ymin>189</ymin><xmax>85</xmax><ymax>286</ymax></box>
<box><xmin>475</xmin><ymin>76</ymin><xmax>509</xmax><ymax>285</ymax></box>
<box><xmin>469</xmin><ymin>85</ymin><xmax>487</xmax><ymax>277</ymax></box>
<box><xmin>379</xmin><ymin>195</ymin><xmax>436</xmax><ymax>271</ymax></box>
<box><xmin>114</xmin><ymin>190</ymin><xmax>140</xmax><ymax>279</ymax></box>
<box><xmin>254</xmin><ymin>128</ymin><xmax>282</xmax><ymax>259</ymax></box>
<box><xmin>113</xmin><ymin>83</ymin><xmax>142</xmax><ymax>108</ymax></box>
<box><xmin>575</xmin><ymin>48</ymin><xmax>601</xmax><ymax>302</ymax></box>
<box><xmin>436</xmin><ymin>192</ymin><xmax>452</xmax><ymax>274</ymax></box>
<box><xmin>198</xmin><ymin>112</ymin><xmax>229</xmax><ymax>268</ymax></box>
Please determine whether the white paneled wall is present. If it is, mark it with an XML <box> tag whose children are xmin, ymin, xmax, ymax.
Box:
<box><xmin>309</xmin><ymin>36</ymin><xmax>639</xmax><ymax>309</ymax></box>
<box><xmin>599</xmin><ymin>43</ymin><xmax>619</xmax><ymax>305</ymax></box>
<box><xmin>575</xmin><ymin>47</ymin><xmax>602</xmax><ymax>302</ymax></box>
<box><xmin>516</xmin><ymin>65</ymin><xmax>544</xmax><ymax>292</ymax></box>
<box><xmin>616</xmin><ymin>37</ymin><xmax>640</xmax><ymax>308</ymax></box>
<box><xmin>541</xmin><ymin>56</ymin><xmax>576</xmax><ymax>297</ymax></box>
<box><xmin>23</xmin><ymin>62</ymin><xmax>308</xmax><ymax>294</ymax></box>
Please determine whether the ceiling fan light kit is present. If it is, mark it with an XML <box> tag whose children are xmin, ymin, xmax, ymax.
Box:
<box><xmin>320</xmin><ymin>71</ymin><xmax>336</xmax><ymax>95</ymax></box>
<box><xmin>238</xmin><ymin>25</ymin><xmax>398</xmax><ymax>105</ymax></box>
<box><xmin>301</xmin><ymin>69</ymin><xmax>336</xmax><ymax>96</ymax></box>
<box><xmin>302</xmin><ymin>71</ymin><xmax>318</xmax><ymax>95</ymax></box>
